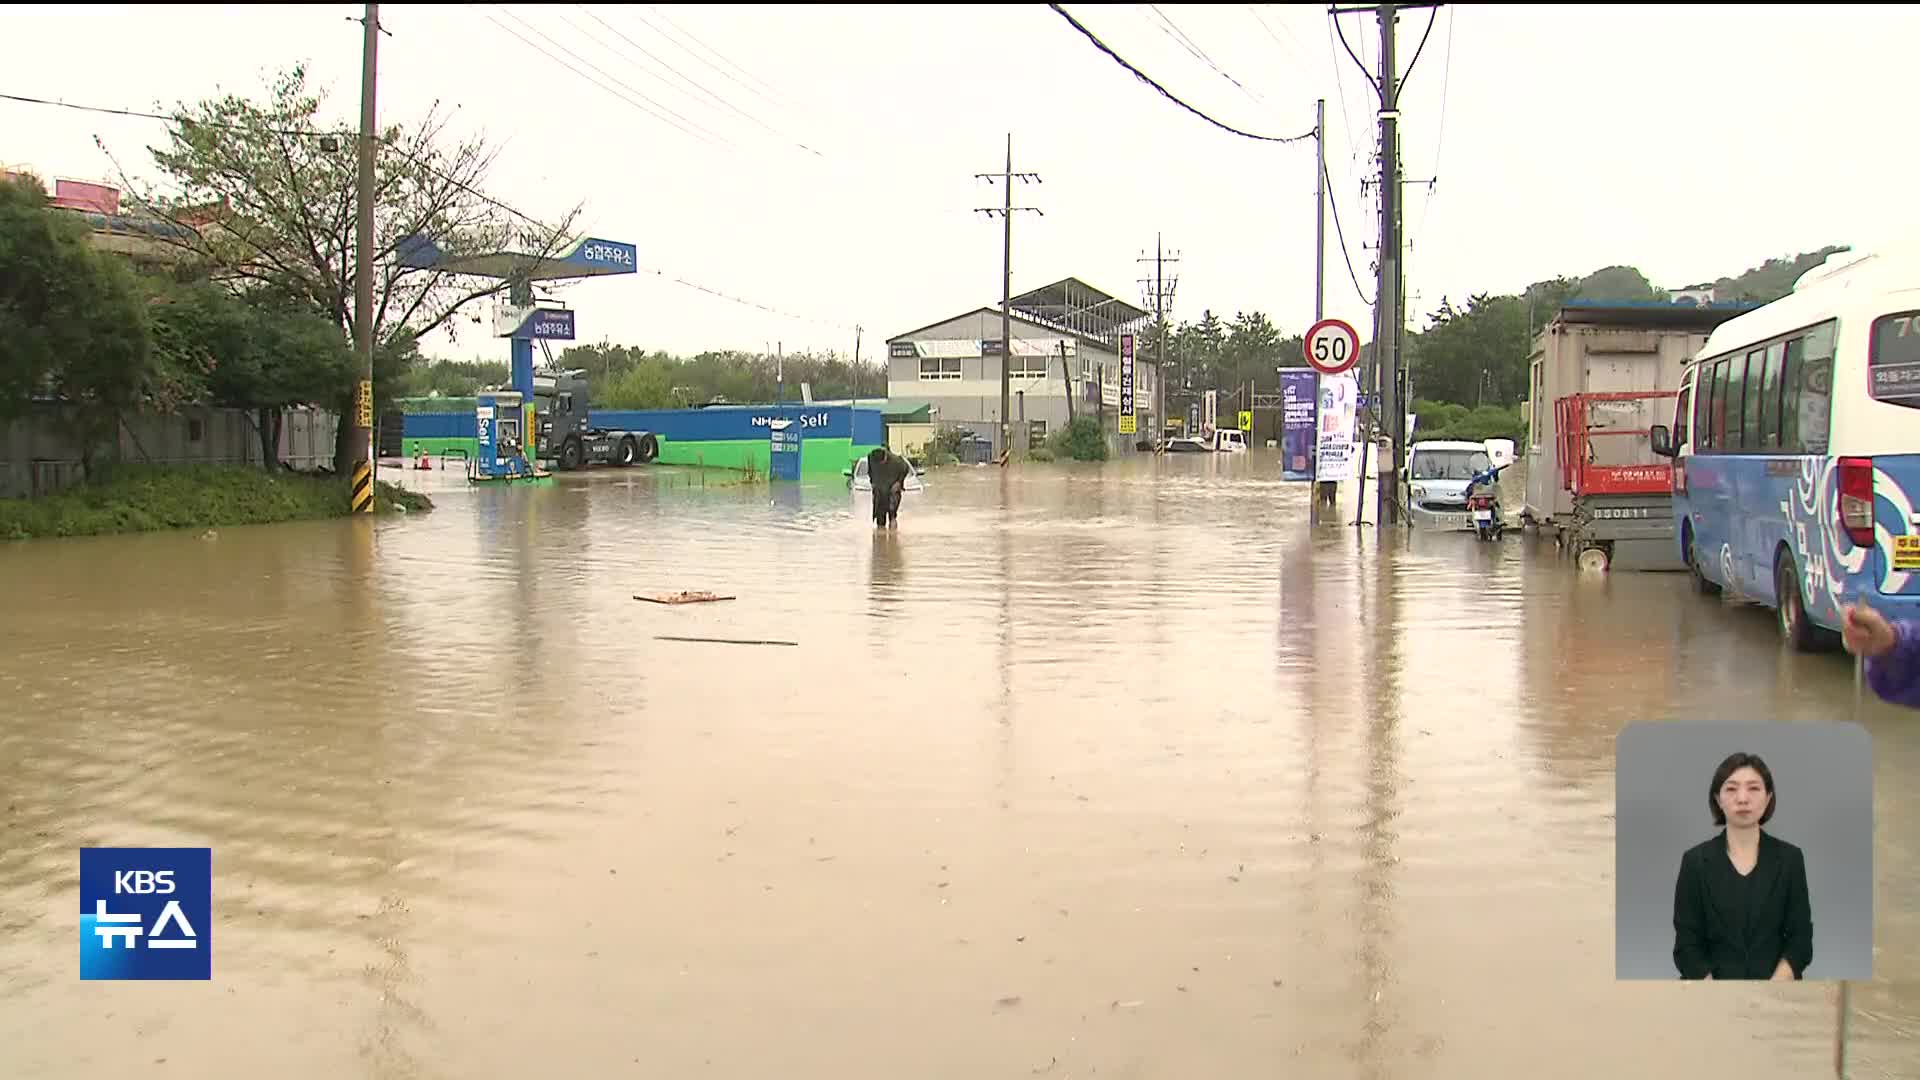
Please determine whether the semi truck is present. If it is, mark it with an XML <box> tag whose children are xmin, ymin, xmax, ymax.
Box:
<box><xmin>531</xmin><ymin>369</ymin><xmax>660</xmax><ymax>470</ymax></box>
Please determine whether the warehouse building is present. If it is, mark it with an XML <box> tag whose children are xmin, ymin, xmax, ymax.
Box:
<box><xmin>885</xmin><ymin>277</ymin><xmax>1158</xmax><ymax>456</ymax></box>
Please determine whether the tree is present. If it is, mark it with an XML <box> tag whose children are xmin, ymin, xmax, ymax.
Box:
<box><xmin>120</xmin><ymin>65</ymin><xmax>581</xmax><ymax>471</ymax></box>
<box><xmin>150</xmin><ymin>281</ymin><xmax>357</xmax><ymax>468</ymax></box>
<box><xmin>0</xmin><ymin>174</ymin><xmax>176</xmax><ymax>475</ymax></box>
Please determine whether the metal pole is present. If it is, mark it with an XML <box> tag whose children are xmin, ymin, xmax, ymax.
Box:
<box><xmin>1000</xmin><ymin>133</ymin><xmax>1013</xmax><ymax>458</ymax></box>
<box><xmin>1315</xmin><ymin>98</ymin><xmax>1326</xmax><ymax>324</ymax></box>
<box><xmin>1155</xmin><ymin>232</ymin><xmax>1166</xmax><ymax>446</ymax></box>
<box><xmin>1375</xmin><ymin>3</ymin><xmax>1401</xmax><ymax>528</ymax></box>
<box><xmin>349</xmin><ymin>2</ymin><xmax>379</xmax><ymax>512</ymax></box>
<box><xmin>1312</xmin><ymin>98</ymin><xmax>1330</xmax><ymax>523</ymax></box>
<box><xmin>851</xmin><ymin>324</ymin><xmax>861</xmax><ymax>454</ymax></box>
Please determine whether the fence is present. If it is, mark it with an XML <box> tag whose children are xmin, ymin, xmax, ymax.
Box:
<box><xmin>0</xmin><ymin>405</ymin><xmax>339</xmax><ymax>498</ymax></box>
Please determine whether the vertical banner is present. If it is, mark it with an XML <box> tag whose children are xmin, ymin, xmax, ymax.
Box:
<box><xmin>1315</xmin><ymin>372</ymin><xmax>1359</xmax><ymax>482</ymax></box>
<box><xmin>1280</xmin><ymin>369</ymin><xmax>1318</xmax><ymax>481</ymax></box>
<box><xmin>1204</xmin><ymin>389</ymin><xmax>1219</xmax><ymax>434</ymax></box>
<box><xmin>1118</xmin><ymin>334</ymin><xmax>1137</xmax><ymax>435</ymax></box>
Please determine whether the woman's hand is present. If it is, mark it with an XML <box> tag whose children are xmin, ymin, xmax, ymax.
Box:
<box><xmin>1843</xmin><ymin>604</ymin><xmax>1897</xmax><ymax>659</ymax></box>
<box><xmin>1772</xmin><ymin>959</ymin><xmax>1795</xmax><ymax>981</ymax></box>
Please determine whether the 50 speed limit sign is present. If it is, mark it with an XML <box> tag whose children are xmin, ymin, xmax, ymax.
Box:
<box><xmin>1304</xmin><ymin>318</ymin><xmax>1360</xmax><ymax>376</ymax></box>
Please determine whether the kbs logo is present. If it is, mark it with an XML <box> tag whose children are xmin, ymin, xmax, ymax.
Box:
<box><xmin>80</xmin><ymin>848</ymin><xmax>211</xmax><ymax>980</ymax></box>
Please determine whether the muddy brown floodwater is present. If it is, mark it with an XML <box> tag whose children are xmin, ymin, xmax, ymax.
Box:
<box><xmin>1</xmin><ymin>450</ymin><xmax>1914</xmax><ymax>1078</ymax></box>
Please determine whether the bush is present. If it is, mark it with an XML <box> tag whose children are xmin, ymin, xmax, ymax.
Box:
<box><xmin>929</xmin><ymin>426</ymin><xmax>971</xmax><ymax>459</ymax></box>
<box><xmin>0</xmin><ymin>463</ymin><xmax>432</xmax><ymax>541</ymax></box>
<box><xmin>1025</xmin><ymin>447</ymin><xmax>1055</xmax><ymax>463</ymax></box>
<box><xmin>1047</xmin><ymin>417</ymin><xmax>1108</xmax><ymax>462</ymax></box>
<box><xmin>1420</xmin><ymin>403</ymin><xmax>1525</xmax><ymax>443</ymax></box>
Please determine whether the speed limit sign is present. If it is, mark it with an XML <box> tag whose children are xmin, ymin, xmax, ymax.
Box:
<box><xmin>1304</xmin><ymin>318</ymin><xmax>1360</xmax><ymax>375</ymax></box>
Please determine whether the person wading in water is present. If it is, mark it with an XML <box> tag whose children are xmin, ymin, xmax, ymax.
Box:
<box><xmin>867</xmin><ymin>447</ymin><xmax>909</xmax><ymax>529</ymax></box>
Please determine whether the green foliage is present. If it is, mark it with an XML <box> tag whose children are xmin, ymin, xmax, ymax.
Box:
<box><xmin>1704</xmin><ymin>246</ymin><xmax>1851</xmax><ymax>304</ymax></box>
<box><xmin>1416</xmin><ymin>403</ymin><xmax>1526</xmax><ymax>443</ymax></box>
<box><xmin>929</xmin><ymin>426</ymin><xmax>971</xmax><ymax>459</ymax></box>
<box><xmin>0</xmin><ymin>174</ymin><xmax>176</xmax><ymax>466</ymax></box>
<box><xmin>0</xmin><ymin>464</ymin><xmax>431</xmax><ymax>541</ymax></box>
<box><xmin>134</xmin><ymin>65</ymin><xmax>582</xmax><ymax>470</ymax></box>
<box><xmin>1047</xmin><ymin>416</ymin><xmax>1108</xmax><ymax>461</ymax></box>
<box><xmin>1025</xmin><ymin>446</ymin><xmax>1056</xmax><ymax>463</ymax></box>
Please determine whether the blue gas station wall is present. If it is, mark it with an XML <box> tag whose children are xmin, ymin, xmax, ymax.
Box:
<box><xmin>401</xmin><ymin>403</ymin><xmax>884</xmax><ymax>475</ymax></box>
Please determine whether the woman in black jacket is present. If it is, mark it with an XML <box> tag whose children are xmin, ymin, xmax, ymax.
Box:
<box><xmin>1672</xmin><ymin>752</ymin><xmax>1814</xmax><ymax>980</ymax></box>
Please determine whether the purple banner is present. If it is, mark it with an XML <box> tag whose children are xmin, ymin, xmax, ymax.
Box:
<box><xmin>1280</xmin><ymin>370</ymin><xmax>1317</xmax><ymax>481</ymax></box>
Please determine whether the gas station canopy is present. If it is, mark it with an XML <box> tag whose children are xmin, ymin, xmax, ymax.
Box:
<box><xmin>395</xmin><ymin>233</ymin><xmax>638</xmax><ymax>283</ymax></box>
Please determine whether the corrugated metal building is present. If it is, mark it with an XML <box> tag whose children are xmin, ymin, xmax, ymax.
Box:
<box><xmin>885</xmin><ymin>277</ymin><xmax>1158</xmax><ymax>455</ymax></box>
<box><xmin>1522</xmin><ymin>302</ymin><xmax>1757</xmax><ymax>527</ymax></box>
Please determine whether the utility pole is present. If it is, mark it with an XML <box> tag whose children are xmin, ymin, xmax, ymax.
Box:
<box><xmin>1138</xmin><ymin>235</ymin><xmax>1180</xmax><ymax>443</ymax></box>
<box><xmin>975</xmin><ymin>134</ymin><xmax>1042</xmax><ymax>457</ymax></box>
<box><xmin>1312</xmin><ymin>97</ymin><xmax>1331</xmax><ymax>524</ymax></box>
<box><xmin>1375</xmin><ymin>2</ymin><xmax>1400</xmax><ymax>529</ymax></box>
<box><xmin>1315</xmin><ymin>98</ymin><xmax>1326</xmax><ymax>323</ymax></box>
<box><xmin>1332</xmin><ymin>0</ymin><xmax>1442</xmax><ymax>525</ymax></box>
<box><xmin>349</xmin><ymin>2</ymin><xmax>379</xmax><ymax>512</ymax></box>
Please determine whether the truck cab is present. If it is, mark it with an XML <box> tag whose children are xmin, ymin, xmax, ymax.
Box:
<box><xmin>531</xmin><ymin>369</ymin><xmax>658</xmax><ymax>470</ymax></box>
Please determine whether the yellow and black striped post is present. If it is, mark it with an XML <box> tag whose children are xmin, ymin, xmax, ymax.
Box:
<box><xmin>350</xmin><ymin>460</ymin><xmax>375</xmax><ymax>514</ymax></box>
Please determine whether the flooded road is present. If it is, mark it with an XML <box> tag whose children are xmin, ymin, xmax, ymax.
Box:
<box><xmin>2</xmin><ymin>450</ymin><xmax>1914</xmax><ymax>1078</ymax></box>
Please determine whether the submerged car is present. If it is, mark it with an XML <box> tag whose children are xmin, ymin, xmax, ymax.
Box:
<box><xmin>845</xmin><ymin>455</ymin><xmax>926</xmax><ymax>492</ymax></box>
<box><xmin>1405</xmin><ymin>440</ymin><xmax>1495</xmax><ymax>531</ymax></box>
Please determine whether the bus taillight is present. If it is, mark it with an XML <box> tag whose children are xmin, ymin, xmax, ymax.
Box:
<box><xmin>1838</xmin><ymin>457</ymin><xmax>1876</xmax><ymax>547</ymax></box>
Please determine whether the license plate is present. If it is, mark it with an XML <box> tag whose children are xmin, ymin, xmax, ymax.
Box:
<box><xmin>1473</xmin><ymin>509</ymin><xmax>1493</xmax><ymax>522</ymax></box>
<box><xmin>1896</xmin><ymin>535</ymin><xmax>1920</xmax><ymax>572</ymax></box>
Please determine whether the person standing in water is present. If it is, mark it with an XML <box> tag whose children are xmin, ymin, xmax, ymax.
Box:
<box><xmin>866</xmin><ymin>447</ymin><xmax>909</xmax><ymax>529</ymax></box>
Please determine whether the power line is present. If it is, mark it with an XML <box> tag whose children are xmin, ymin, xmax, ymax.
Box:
<box><xmin>1330</xmin><ymin>11</ymin><xmax>1378</xmax><ymax>96</ymax></box>
<box><xmin>1145</xmin><ymin>4</ymin><xmax>1264</xmax><ymax>106</ymax></box>
<box><xmin>1050</xmin><ymin>4</ymin><xmax>1315</xmax><ymax>144</ymax></box>
<box><xmin>486</xmin><ymin>6</ymin><xmax>728</xmax><ymax>146</ymax></box>
<box><xmin>0</xmin><ymin>88</ymin><xmax>852</xmax><ymax>330</ymax></box>
<box><xmin>572</xmin><ymin>4</ymin><xmax>819</xmax><ymax>156</ymax></box>
<box><xmin>0</xmin><ymin>88</ymin><xmax>554</xmax><ymax>231</ymax></box>
<box><xmin>1322</xmin><ymin>156</ymin><xmax>1373</xmax><ymax>307</ymax></box>
<box><xmin>643</xmin><ymin>5</ymin><xmax>788</xmax><ymax>109</ymax></box>
<box><xmin>478</xmin><ymin>10</ymin><xmax>708</xmax><ymax>147</ymax></box>
<box><xmin>1397</xmin><ymin>7</ymin><xmax>1440</xmax><ymax>101</ymax></box>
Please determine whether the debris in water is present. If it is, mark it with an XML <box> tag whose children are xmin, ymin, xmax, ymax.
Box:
<box><xmin>655</xmin><ymin>635</ymin><xmax>798</xmax><ymax>647</ymax></box>
<box><xmin>996</xmin><ymin>995</ymin><xmax>1023</xmax><ymax>1008</ymax></box>
<box><xmin>635</xmin><ymin>591</ymin><xmax>736</xmax><ymax>605</ymax></box>
<box><xmin>1112</xmin><ymin>999</ymin><xmax>1145</xmax><ymax>1010</ymax></box>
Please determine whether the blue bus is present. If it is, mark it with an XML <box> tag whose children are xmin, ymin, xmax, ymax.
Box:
<box><xmin>1651</xmin><ymin>248</ymin><xmax>1920</xmax><ymax>650</ymax></box>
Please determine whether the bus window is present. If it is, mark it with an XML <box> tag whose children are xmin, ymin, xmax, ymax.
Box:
<box><xmin>1740</xmin><ymin>350</ymin><xmax>1766</xmax><ymax>449</ymax></box>
<box><xmin>1693</xmin><ymin>365</ymin><xmax>1713</xmax><ymax>450</ymax></box>
<box><xmin>1757</xmin><ymin>342</ymin><xmax>1785</xmax><ymax>449</ymax></box>
<box><xmin>1711</xmin><ymin>358</ymin><xmax>1733</xmax><ymax>448</ymax></box>
<box><xmin>1674</xmin><ymin>384</ymin><xmax>1691</xmax><ymax>449</ymax></box>
<box><xmin>1798</xmin><ymin>323</ymin><xmax>1835</xmax><ymax>454</ymax></box>
<box><xmin>1870</xmin><ymin>310</ymin><xmax>1920</xmax><ymax>410</ymax></box>
<box><xmin>1780</xmin><ymin>337</ymin><xmax>1805</xmax><ymax>450</ymax></box>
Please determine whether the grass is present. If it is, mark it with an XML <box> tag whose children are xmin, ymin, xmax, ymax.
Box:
<box><xmin>0</xmin><ymin>463</ymin><xmax>433</xmax><ymax>541</ymax></box>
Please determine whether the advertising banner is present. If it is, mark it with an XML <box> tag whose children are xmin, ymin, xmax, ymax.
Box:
<box><xmin>1315</xmin><ymin>372</ymin><xmax>1359</xmax><ymax>483</ymax></box>
<box><xmin>1280</xmin><ymin>369</ymin><xmax>1318</xmax><ymax>481</ymax></box>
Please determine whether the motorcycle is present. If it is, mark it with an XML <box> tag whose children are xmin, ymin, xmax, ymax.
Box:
<box><xmin>1465</xmin><ymin>462</ymin><xmax>1508</xmax><ymax>541</ymax></box>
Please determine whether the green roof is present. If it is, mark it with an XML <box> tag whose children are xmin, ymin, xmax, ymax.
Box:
<box><xmin>880</xmin><ymin>399</ymin><xmax>935</xmax><ymax>419</ymax></box>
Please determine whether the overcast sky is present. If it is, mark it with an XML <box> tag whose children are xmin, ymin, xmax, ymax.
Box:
<box><xmin>6</xmin><ymin>3</ymin><xmax>1917</xmax><ymax>364</ymax></box>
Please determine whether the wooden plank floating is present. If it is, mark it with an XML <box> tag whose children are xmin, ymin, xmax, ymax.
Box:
<box><xmin>654</xmin><ymin>635</ymin><xmax>798</xmax><ymax>647</ymax></box>
<box><xmin>634</xmin><ymin>591</ymin><xmax>736</xmax><ymax>605</ymax></box>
